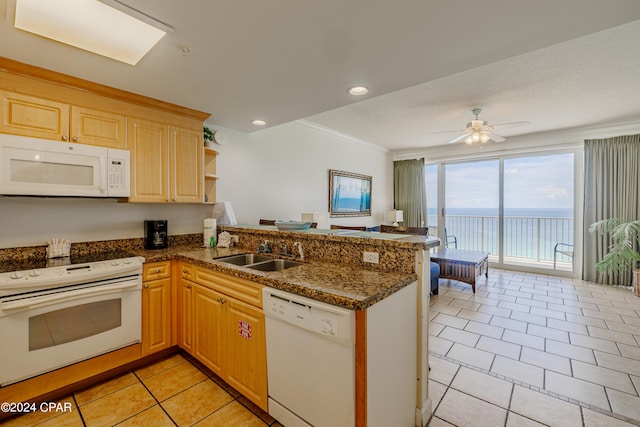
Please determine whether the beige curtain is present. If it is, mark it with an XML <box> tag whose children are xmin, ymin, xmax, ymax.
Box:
<box><xmin>393</xmin><ymin>158</ymin><xmax>427</xmax><ymax>228</ymax></box>
<box><xmin>583</xmin><ymin>134</ymin><xmax>640</xmax><ymax>285</ymax></box>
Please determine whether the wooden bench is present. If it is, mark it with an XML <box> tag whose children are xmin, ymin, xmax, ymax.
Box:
<box><xmin>430</xmin><ymin>249</ymin><xmax>489</xmax><ymax>293</ymax></box>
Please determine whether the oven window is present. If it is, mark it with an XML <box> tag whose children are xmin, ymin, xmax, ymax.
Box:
<box><xmin>28</xmin><ymin>299</ymin><xmax>122</xmax><ymax>351</ymax></box>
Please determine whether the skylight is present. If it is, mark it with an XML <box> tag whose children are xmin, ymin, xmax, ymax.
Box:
<box><xmin>13</xmin><ymin>0</ymin><xmax>173</xmax><ymax>65</ymax></box>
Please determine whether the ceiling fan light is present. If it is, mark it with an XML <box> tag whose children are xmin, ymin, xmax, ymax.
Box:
<box><xmin>471</xmin><ymin>132</ymin><xmax>480</xmax><ymax>143</ymax></box>
<box><xmin>480</xmin><ymin>133</ymin><xmax>491</xmax><ymax>143</ymax></box>
<box><xmin>465</xmin><ymin>135</ymin><xmax>473</xmax><ymax>144</ymax></box>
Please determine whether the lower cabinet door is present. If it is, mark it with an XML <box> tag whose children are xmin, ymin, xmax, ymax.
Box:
<box><xmin>225</xmin><ymin>298</ymin><xmax>268</xmax><ymax>411</ymax></box>
<box><xmin>193</xmin><ymin>284</ymin><xmax>225</xmax><ymax>376</ymax></box>
<box><xmin>180</xmin><ymin>279</ymin><xmax>194</xmax><ymax>354</ymax></box>
<box><xmin>141</xmin><ymin>277</ymin><xmax>171</xmax><ymax>356</ymax></box>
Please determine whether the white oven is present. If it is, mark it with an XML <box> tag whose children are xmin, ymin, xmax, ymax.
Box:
<box><xmin>0</xmin><ymin>253</ymin><xmax>143</xmax><ymax>386</ymax></box>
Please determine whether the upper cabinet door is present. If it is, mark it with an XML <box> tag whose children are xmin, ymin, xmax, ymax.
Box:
<box><xmin>170</xmin><ymin>126</ymin><xmax>203</xmax><ymax>203</ymax></box>
<box><xmin>0</xmin><ymin>90</ymin><xmax>69</xmax><ymax>141</ymax></box>
<box><xmin>128</xmin><ymin>118</ymin><xmax>169</xmax><ymax>203</ymax></box>
<box><xmin>70</xmin><ymin>106</ymin><xmax>127</xmax><ymax>149</ymax></box>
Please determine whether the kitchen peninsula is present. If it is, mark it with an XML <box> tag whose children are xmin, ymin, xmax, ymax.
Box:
<box><xmin>0</xmin><ymin>226</ymin><xmax>439</xmax><ymax>427</ymax></box>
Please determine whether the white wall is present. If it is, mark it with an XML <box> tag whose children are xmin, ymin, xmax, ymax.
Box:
<box><xmin>212</xmin><ymin>120</ymin><xmax>392</xmax><ymax>227</ymax></box>
<box><xmin>0</xmin><ymin>121</ymin><xmax>393</xmax><ymax>248</ymax></box>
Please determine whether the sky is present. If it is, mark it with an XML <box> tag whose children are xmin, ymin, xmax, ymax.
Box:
<box><xmin>425</xmin><ymin>153</ymin><xmax>574</xmax><ymax>211</ymax></box>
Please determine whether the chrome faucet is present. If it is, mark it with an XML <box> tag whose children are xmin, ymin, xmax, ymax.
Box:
<box><xmin>257</xmin><ymin>240</ymin><xmax>272</xmax><ymax>253</ymax></box>
<box><xmin>294</xmin><ymin>242</ymin><xmax>304</xmax><ymax>260</ymax></box>
<box><xmin>280</xmin><ymin>242</ymin><xmax>288</xmax><ymax>256</ymax></box>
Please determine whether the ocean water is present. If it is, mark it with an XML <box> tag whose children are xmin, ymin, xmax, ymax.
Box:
<box><xmin>428</xmin><ymin>207</ymin><xmax>575</xmax><ymax>261</ymax></box>
<box><xmin>428</xmin><ymin>207</ymin><xmax>573</xmax><ymax>218</ymax></box>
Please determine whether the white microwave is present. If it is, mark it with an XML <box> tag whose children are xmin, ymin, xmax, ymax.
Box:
<box><xmin>0</xmin><ymin>134</ymin><xmax>130</xmax><ymax>197</ymax></box>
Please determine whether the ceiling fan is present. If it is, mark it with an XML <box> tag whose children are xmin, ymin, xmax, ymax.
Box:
<box><xmin>443</xmin><ymin>108</ymin><xmax>531</xmax><ymax>145</ymax></box>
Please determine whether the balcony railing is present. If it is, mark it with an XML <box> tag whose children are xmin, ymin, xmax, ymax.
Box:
<box><xmin>430</xmin><ymin>214</ymin><xmax>574</xmax><ymax>267</ymax></box>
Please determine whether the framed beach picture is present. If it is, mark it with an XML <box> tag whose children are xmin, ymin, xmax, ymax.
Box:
<box><xmin>329</xmin><ymin>169</ymin><xmax>372</xmax><ymax>217</ymax></box>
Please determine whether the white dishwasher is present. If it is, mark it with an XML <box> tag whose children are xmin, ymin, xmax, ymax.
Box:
<box><xmin>263</xmin><ymin>288</ymin><xmax>355</xmax><ymax>427</ymax></box>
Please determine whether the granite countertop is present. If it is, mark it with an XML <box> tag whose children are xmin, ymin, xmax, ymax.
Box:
<box><xmin>134</xmin><ymin>244</ymin><xmax>419</xmax><ymax>310</ymax></box>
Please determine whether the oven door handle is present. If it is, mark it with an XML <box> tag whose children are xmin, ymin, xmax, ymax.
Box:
<box><xmin>1</xmin><ymin>281</ymin><xmax>140</xmax><ymax>313</ymax></box>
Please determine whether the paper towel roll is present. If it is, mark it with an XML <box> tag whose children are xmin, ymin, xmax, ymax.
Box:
<box><xmin>204</xmin><ymin>218</ymin><xmax>216</xmax><ymax>247</ymax></box>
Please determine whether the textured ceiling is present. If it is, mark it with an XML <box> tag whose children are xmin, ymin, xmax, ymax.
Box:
<box><xmin>305</xmin><ymin>19</ymin><xmax>640</xmax><ymax>151</ymax></box>
<box><xmin>1</xmin><ymin>0</ymin><xmax>639</xmax><ymax>150</ymax></box>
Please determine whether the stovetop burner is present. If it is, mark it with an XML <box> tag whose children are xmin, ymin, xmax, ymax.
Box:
<box><xmin>0</xmin><ymin>250</ymin><xmax>138</xmax><ymax>274</ymax></box>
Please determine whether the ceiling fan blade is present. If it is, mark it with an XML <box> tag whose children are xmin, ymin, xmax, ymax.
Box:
<box><xmin>491</xmin><ymin>120</ymin><xmax>531</xmax><ymax>128</ymax></box>
<box><xmin>485</xmin><ymin>131</ymin><xmax>505</xmax><ymax>142</ymax></box>
<box><xmin>431</xmin><ymin>128</ymin><xmax>466</xmax><ymax>135</ymax></box>
<box><xmin>447</xmin><ymin>133</ymin><xmax>470</xmax><ymax>144</ymax></box>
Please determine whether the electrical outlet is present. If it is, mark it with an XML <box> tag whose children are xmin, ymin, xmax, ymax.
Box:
<box><xmin>363</xmin><ymin>251</ymin><xmax>379</xmax><ymax>264</ymax></box>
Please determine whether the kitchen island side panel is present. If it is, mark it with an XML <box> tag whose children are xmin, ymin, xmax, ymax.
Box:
<box><xmin>366</xmin><ymin>281</ymin><xmax>418</xmax><ymax>427</ymax></box>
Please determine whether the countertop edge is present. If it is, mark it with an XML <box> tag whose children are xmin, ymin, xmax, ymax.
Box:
<box><xmin>137</xmin><ymin>245</ymin><xmax>419</xmax><ymax>310</ymax></box>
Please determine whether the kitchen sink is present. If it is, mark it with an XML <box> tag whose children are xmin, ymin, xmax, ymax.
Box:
<box><xmin>215</xmin><ymin>254</ymin><xmax>273</xmax><ymax>266</ymax></box>
<box><xmin>247</xmin><ymin>259</ymin><xmax>303</xmax><ymax>271</ymax></box>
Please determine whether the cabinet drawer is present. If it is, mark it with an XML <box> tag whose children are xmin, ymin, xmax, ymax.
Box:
<box><xmin>194</xmin><ymin>267</ymin><xmax>263</xmax><ymax>308</ymax></box>
<box><xmin>143</xmin><ymin>261</ymin><xmax>171</xmax><ymax>281</ymax></box>
<box><xmin>180</xmin><ymin>263</ymin><xmax>195</xmax><ymax>281</ymax></box>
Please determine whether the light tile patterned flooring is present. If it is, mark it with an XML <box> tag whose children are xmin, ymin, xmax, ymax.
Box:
<box><xmin>428</xmin><ymin>269</ymin><xmax>640</xmax><ymax>426</ymax></box>
<box><xmin>5</xmin><ymin>268</ymin><xmax>640</xmax><ymax>427</ymax></box>
<box><xmin>2</xmin><ymin>353</ymin><xmax>282</xmax><ymax>427</ymax></box>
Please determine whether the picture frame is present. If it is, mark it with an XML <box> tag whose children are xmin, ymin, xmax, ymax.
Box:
<box><xmin>329</xmin><ymin>169</ymin><xmax>372</xmax><ymax>217</ymax></box>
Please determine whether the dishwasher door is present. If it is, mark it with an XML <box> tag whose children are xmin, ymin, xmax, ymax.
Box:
<box><xmin>263</xmin><ymin>288</ymin><xmax>356</xmax><ymax>427</ymax></box>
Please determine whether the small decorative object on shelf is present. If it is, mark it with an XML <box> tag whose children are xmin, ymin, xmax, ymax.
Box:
<box><xmin>203</xmin><ymin>126</ymin><xmax>214</xmax><ymax>145</ymax></box>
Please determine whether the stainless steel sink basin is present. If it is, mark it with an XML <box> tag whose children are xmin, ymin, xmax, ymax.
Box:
<box><xmin>247</xmin><ymin>259</ymin><xmax>303</xmax><ymax>271</ymax></box>
<box><xmin>215</xmin><ymin>254</ymin><xmax>273</xmax><ymax>266</ymax></box>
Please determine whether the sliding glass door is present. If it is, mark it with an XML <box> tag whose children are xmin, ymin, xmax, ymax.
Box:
<box><xmin>503</xmin><ymin>153</ymin><xmax>574</xmax><ymax>270</ymax></box>
<box><xmin>426</xmin><ymin>151</ymin><xmax>576</xmax><ymax>274</ymax></box>
<box><xmin>445</xmin><ymin>160</ymin><xmax>499</xmax><ymax>259</ymax></box>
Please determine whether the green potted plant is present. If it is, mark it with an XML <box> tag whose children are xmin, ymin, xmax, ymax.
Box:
<box><xmin>203</xmin><ymin>126</ymin><xmax>214</xmax><ymax>146</ymax></box>
<box><xmin>589</xmin><ymin>218</ymin><xmax>640</xmax><ymax>295</ymax></box>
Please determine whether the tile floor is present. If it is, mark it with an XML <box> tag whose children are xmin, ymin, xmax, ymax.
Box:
<box><xmin>5</xmin><ymin>268</ymin><xmax>640</xmax><ymax>426</ymax></box>
<box><xmin>2</xmin><ymin>353</ymin><xmax>283</xmax><ymax>427</ymax></box>
<box><xmin>428</xmin><ymin>269</ymin><xmax>640</xmax><ymax>426</ymax></box>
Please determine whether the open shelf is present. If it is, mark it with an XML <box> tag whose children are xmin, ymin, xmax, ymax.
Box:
<box><xmin>204</xmin><ymin>146</ymin><xmax>218</xmax><ymax>204</ymax></box>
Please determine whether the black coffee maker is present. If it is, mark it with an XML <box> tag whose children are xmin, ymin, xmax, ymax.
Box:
<box><xmin>144</xmin><ymin>220</ymin><xmax>168</xmax><ymax>249</ymax></box>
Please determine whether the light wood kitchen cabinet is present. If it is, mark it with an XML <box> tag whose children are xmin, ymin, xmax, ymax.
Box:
<box><xmin>141</xmin><ymin>261</ymin><xmax>172</xmax><ymax>356</ymax></box>
<box><xmin>170</xmin><ymin>125</ymin><xmax>203</xmax><ymax>203</ymax></box>
<box><xmin>193</xmin><ymin>283</ymin><xmax>226</xmax><ymax>376</ymax></box>
<box><xmin>180</xmin><ymin>263</ymin><xmax>268</xmax><ymax>411</ymax></box>
<box><xmin>128</xmin><ymin>117</ymin><xmax>169</xmax><ymax>203</ymax></box>
<box><xmin>225</xmin><ymin>297</ymin><xmax>268</xmax><ymax>408</ymax></box>
<box><xmin>0</xmin><ymin>89</ymin><xmax>127</xmax><ymax>148</ymax></box>
<box><xmin>128</xmin><ymin>118</ymin><xmax>202</xmax><ymax>203</ymax></box>
<box><xmin>179</xmin><ymin>278</ymin><xmax>194</xmax><ymax>353</ymax></box>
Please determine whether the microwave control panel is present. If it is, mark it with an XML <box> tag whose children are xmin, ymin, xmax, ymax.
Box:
<box><xmin>106</xmin><ymin>149</ymin><xmax>130</xmax><ymax>197</ymax></box>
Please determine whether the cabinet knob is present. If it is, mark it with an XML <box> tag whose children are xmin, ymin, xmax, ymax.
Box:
<box><xmin>172</xmin><ymin>197</ymin><xmax>177</xmax><ymax>202</ymax></box>
<box><xmin>72</xmin><ymin>136</ymin><xmax>78</xmax><ymax>142</ymax></box>
<box><xmin>186</xmin><ymin>283</ymin><xmax>191</xmax><ymax>289</ymax></box>
<box><xmin>143</xmin><ymin>284</ymin><xmax>149</xmax><ymax>289</ymax></box>
<box><xmin>61</xmin><ymin>135</ymin><xmax>68</xmax><ymax>141</ymax></box>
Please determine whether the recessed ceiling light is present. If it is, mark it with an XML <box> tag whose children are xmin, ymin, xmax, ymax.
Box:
<box><xmin>251</xmin><ymin>120</ymin><xmax>267</xmax><ymax>126</ymax></box>
<box><xmin>13</xmin><ymin>0</ymin><xmax>172</xmax><ymax>65</ymax></box>
<box><xmin>348</xmin><ymin>86</ymin><xmax>369</xmax><ymax>96</ymax></box>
